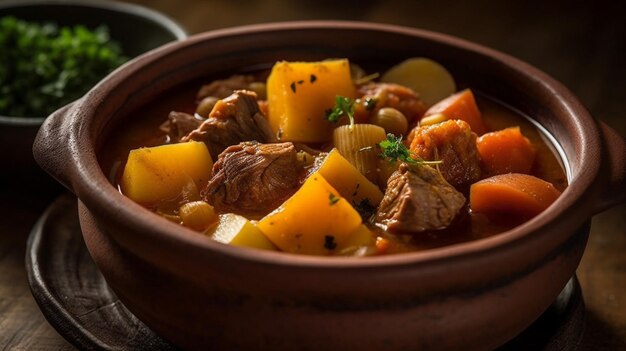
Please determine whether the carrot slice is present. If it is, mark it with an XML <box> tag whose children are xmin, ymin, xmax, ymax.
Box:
<box><xmin>423</xmin><ymin>89</ymin><xmax>487</xmax><ymax>135</ymax></box>
<box><xmin>470</xmin><ymin>173</ymin><xmax>561</xmax><ymax>219</ymax></box>
<box><xmin>477</xmin><ymin>127</ymin><xmax>536</xmax><ymax>176</ymax></box>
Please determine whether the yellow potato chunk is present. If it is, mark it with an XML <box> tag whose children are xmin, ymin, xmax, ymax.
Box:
<box><xmin>343</xmin><ymin>224</ymin><xmax>375</xmax><ymax>248</ymax></box>
<box><xmin>257</xmin><ymin>173</ymin><xmax>363</xmax><ymax>255</ymax></box>
<box><xmin>317</xmin><ymin>149</ymin><xmax>383</xmax><ymax>207</ymax></box>
<box><xmin>210</xmin><ymin>214</ymin><xmax>277</xmax><ymax>250</ymax></box>
<box><xmin>381</xmin><ymin>57</ymin><xmax>456</xmax><ymax>107</ymax></box>
<box><xmin>180</xmin><ymin>201</ymin><xmax>218</xmax><ymax>231</ymax></box>
<box><xmin>267</xmin><ymin>59</ymin><xmax>356</xmax><ymax>143</ymax></box>
<box><xmin>419</xmin><ymin>113</ymin><xmax>448</xmax><ymax>126</ymax></box>
<box><xmin>121</xmin><ymin>141</ymin><xmax>213</xmax><ymax>205</ymax></box>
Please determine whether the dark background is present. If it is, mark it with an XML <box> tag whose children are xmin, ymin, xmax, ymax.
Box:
<box><xmin>1</xmin><ymin>0</ymin><xmax>624</xmax><ymax>349</ymax></box>
<box><xmin>129</xmin><ymin>0</ymin><xmax>626</xmax><ymax>135</ymax></box>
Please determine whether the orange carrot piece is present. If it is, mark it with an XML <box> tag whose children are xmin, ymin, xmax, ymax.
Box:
<box><xmin>470</xmin><ymin>173</ymin><xmax>562</xmax><ymax>219</ymax></box>
<box><xmin>423</xmin><ymin>89</ymin><xmax>487</xmax><ymax>135</ymax></box>
<box><xmin>477</xmin><ymin>127</ymin><xmax>536</xmax><ymax>176</ymax></box>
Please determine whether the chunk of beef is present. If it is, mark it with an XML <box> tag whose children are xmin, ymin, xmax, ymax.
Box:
<box><xmin>159</xmin><ymin>111</ymin><xmax>204</xmax><ymax>142</ymax></box>
<box><xmin>182</xmin><ymin>90</ymin><xmax>277</xmax><ymax>159</ymax></box>
<box><xmin>410</xmin><ymin>119</ymin><xmax>481</xmax><ymax>188</ymax></box>
<box><xmin>376</xmin><ymin>163</ymin><xmax>466</xmax><ymax>233</ymax></box>
<box><xmin>356</xmin><ymin>83</ymin><xmax>427</xmax><ymax>123</ymax></box>
<box><xmin>196</xmin><ymin>75</ymin><xmax>255</xmax><ymax>100</ymax></box>
<box><xmin>203</xmin><ymin>142</ymin><xmax>301</xmax><ymax>219</ymax></box>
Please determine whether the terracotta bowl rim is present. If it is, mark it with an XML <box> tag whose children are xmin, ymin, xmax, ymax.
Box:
<box><xmin>69</xmin><ymin>20</ymin><xmax>599</xmax><ymax>268</ymax></box>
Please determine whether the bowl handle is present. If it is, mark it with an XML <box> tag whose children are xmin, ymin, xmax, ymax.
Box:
<box><xmin>591</xmin><ymin>121</ymin><xmax>626</xmax><ymax>214</ymax></box>
<box><xmin>33</xmin><ymin>102</ymin><xmax>77</xmax><ymax>193</ymax></box>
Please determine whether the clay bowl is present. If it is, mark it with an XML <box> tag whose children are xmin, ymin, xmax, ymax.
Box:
<box><xmin>33</xmin><ymin>22</ymin><xmax>626</xmax><ymax>350</ymax></box>
<box><xmin>0</xmin><ymin>0</ymin><xmax>186</xmax><ymax>185</ymax></box>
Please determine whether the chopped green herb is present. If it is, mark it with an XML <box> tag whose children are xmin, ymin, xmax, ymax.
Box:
<box><xmin>329</xmin><ymin>193</ymin><xmax>340</xmax><ymax>205</ymax></box>
<box><xmin>0</xmin><ymin>16</ymin><xmax>128</xmax><ymax>117</ymax></box>
<box><xmin>353</xmin><ymin>198</ymin><xmax>376</xmax><ymax>220</ymax></box>
<box><xmin>379</xmin><ymin>133</ymin><xmax>442</xmax><ymax>166</ymax></box>
<box><xmin>310</xmin><ymin>74</ymin><xmax>317</xmax><ymax>83</ymax></box>
<box><xmin>297</xmin><ymin>79</ymin><xmax>304</xmax><ymax>84</ymax></box>
<box><xmin>290</xmin><ymin>82</ymin><xmax>296</xmax><ymax>93</ymax></box>
<box><xmin>324</xmin><ymin>235</ymin><xmax>337</xmax><ymax>250</ymax></box>
<box><xmin>325</xmin><ymin>95</ymin><xmax>355</xmax><ymax>126</ymax></box>
<box><xmin>364</xmin><ymin>97</ymin><xmax>378</xmax><ymax>111</ymax></box>
<box><xmin>352</xmin><ymin>183</ymin><xmax>361</xmax><ymax>197</ymax></box>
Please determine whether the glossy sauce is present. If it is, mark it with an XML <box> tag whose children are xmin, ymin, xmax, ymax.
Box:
<box><xmin>375</xmin><ymin>96</ymin><xmax>568</xmax><ymax>254</ymax></box>
<box><xmin>102</xmin><ymin>75</ymin><xmax>567</xmax><ymax>255</ymax></box>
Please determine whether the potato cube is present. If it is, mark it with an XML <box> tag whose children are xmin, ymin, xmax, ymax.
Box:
<box><xmin>210</xmin><ymin>214</ymin><xmax>277</xmax><ymax>250</ymax></box>
<box><xmin>267</xmin><ymin>59</ymin><xmax>356</xmax><ymax>143</ymax></box>
<box><xmin>121</xmin><ymin>141</ymin><xmax>213</xmax><ymax>205</ymax></box>
<box><xmin>317</xmin><ymin>149</ymin><xmax>383</xmax><ymax>207</ymax></box>
<box><xmin>344</xmin><ymin>224</ymin><xmax>375</xmax><ymax>248</ymax></box>
<box><xmin>381</xmin><ymin>57</ymin><xmax>456</xmax><ymax>107</ymax></box>
<box><xmin>257</xmin><ymin>173</ymin><xmax>363</xmax><ymax>255</ymax></box>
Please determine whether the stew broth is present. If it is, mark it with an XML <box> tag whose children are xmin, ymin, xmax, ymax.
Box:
<box><xmin>102</xmin><ymin>66</ymin><xmax>567</xmax><ymax>255</ymax></box>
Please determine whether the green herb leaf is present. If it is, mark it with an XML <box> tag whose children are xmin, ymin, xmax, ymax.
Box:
<box><xmin>352</xmin><ymin>198</ymin><xmax>376</xmax><ymax>220</ymax></box>
<box><xmin>0</xmin><ymin>17</ymin><xmax>128</xmax><ymax>117</ymax></box>
<box><xmin>329</xmin><ymin>193</ymin><xmax>340</xmax><ymax>205</ymax></box>
<box><xmin>364</xmin><ymin>97</ymin><xmax>377</xmax><ymax>111</ymax></box>
<box><xmin>379</xmin><ymin>133</ymin><xmax>442</xmax><ymax>166</ymax></box>
<box><xmin>325</xmin><ymin>95</ymin><xmax>355</xmax><ymax>126</ymax></box>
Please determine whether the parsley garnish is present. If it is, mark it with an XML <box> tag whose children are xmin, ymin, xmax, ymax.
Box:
<box><xmin>325</xmin><ymin>95</ymin><xmax>355</xmax><ymax>126</ymax></box>
<box><xmin>324</xmin><ymin>235</ymin><xmax>337</xmax><ymax>250</ymax></box>
<box><xmin>353</xmin><ymin>198</ymin><xmax>376</xmax><ymax>220</ymax></box>
<box><xmin>364</xmin><ymin>97</ymin><xmax>378</xmax><ymax>111</ymax></box>
<box><xmin>352</xmin><ymin>183</ymin><xmax>361</xmax><ymax>197</ymax></box>
<box><xmin>379</xmin><ymin>133</ymin><xmax>442</xmax><ymax>165</ymax></box>
<box><xmin>0</xmin><ymin>17</ymin><xmax>128</xmax><ymax>117</ymax></box>
<box><xmin>329</xmin><ymin>193</ymin><xmax>340</xmax><ymax>205</ymax></box>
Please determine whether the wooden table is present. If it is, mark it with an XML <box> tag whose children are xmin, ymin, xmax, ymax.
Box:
<box><xmin>1</xmin><ymin>0</ymin><xmax>624</xmax><ymax>349</ymax></box>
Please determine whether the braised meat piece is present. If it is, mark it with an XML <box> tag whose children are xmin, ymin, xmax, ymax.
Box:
<box><xmin>410</xmin><ymin>119</ymin><xmax>481</xmax><ymax>188</ymax></box>
<box><xmin>159</xmin><ymin>111</ymin><xmax>204</xmax><ymax>142</ymax></box>
<box><xmin>183</xmin><ymin>90</ymin><xmax>277</xmax><ymax>159</ymax></box>
<box><xmin>376</xmin><ymin>163</ymin><xmax>466</xmax><ymax>233</ymax></box>
<box><xmin>196</xmin><ymin>75</ymin><xmax>255</xmax><ymax>100</ymax></box>
<box><xmin>356</xmin><ymin>83</ymin><xmax>427</xmax><ymax>124</ymax></box>
<box><xmin>203</xmin><ymin>142</ymin><xmax>301</xmax><ymax>219</ymax></box>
